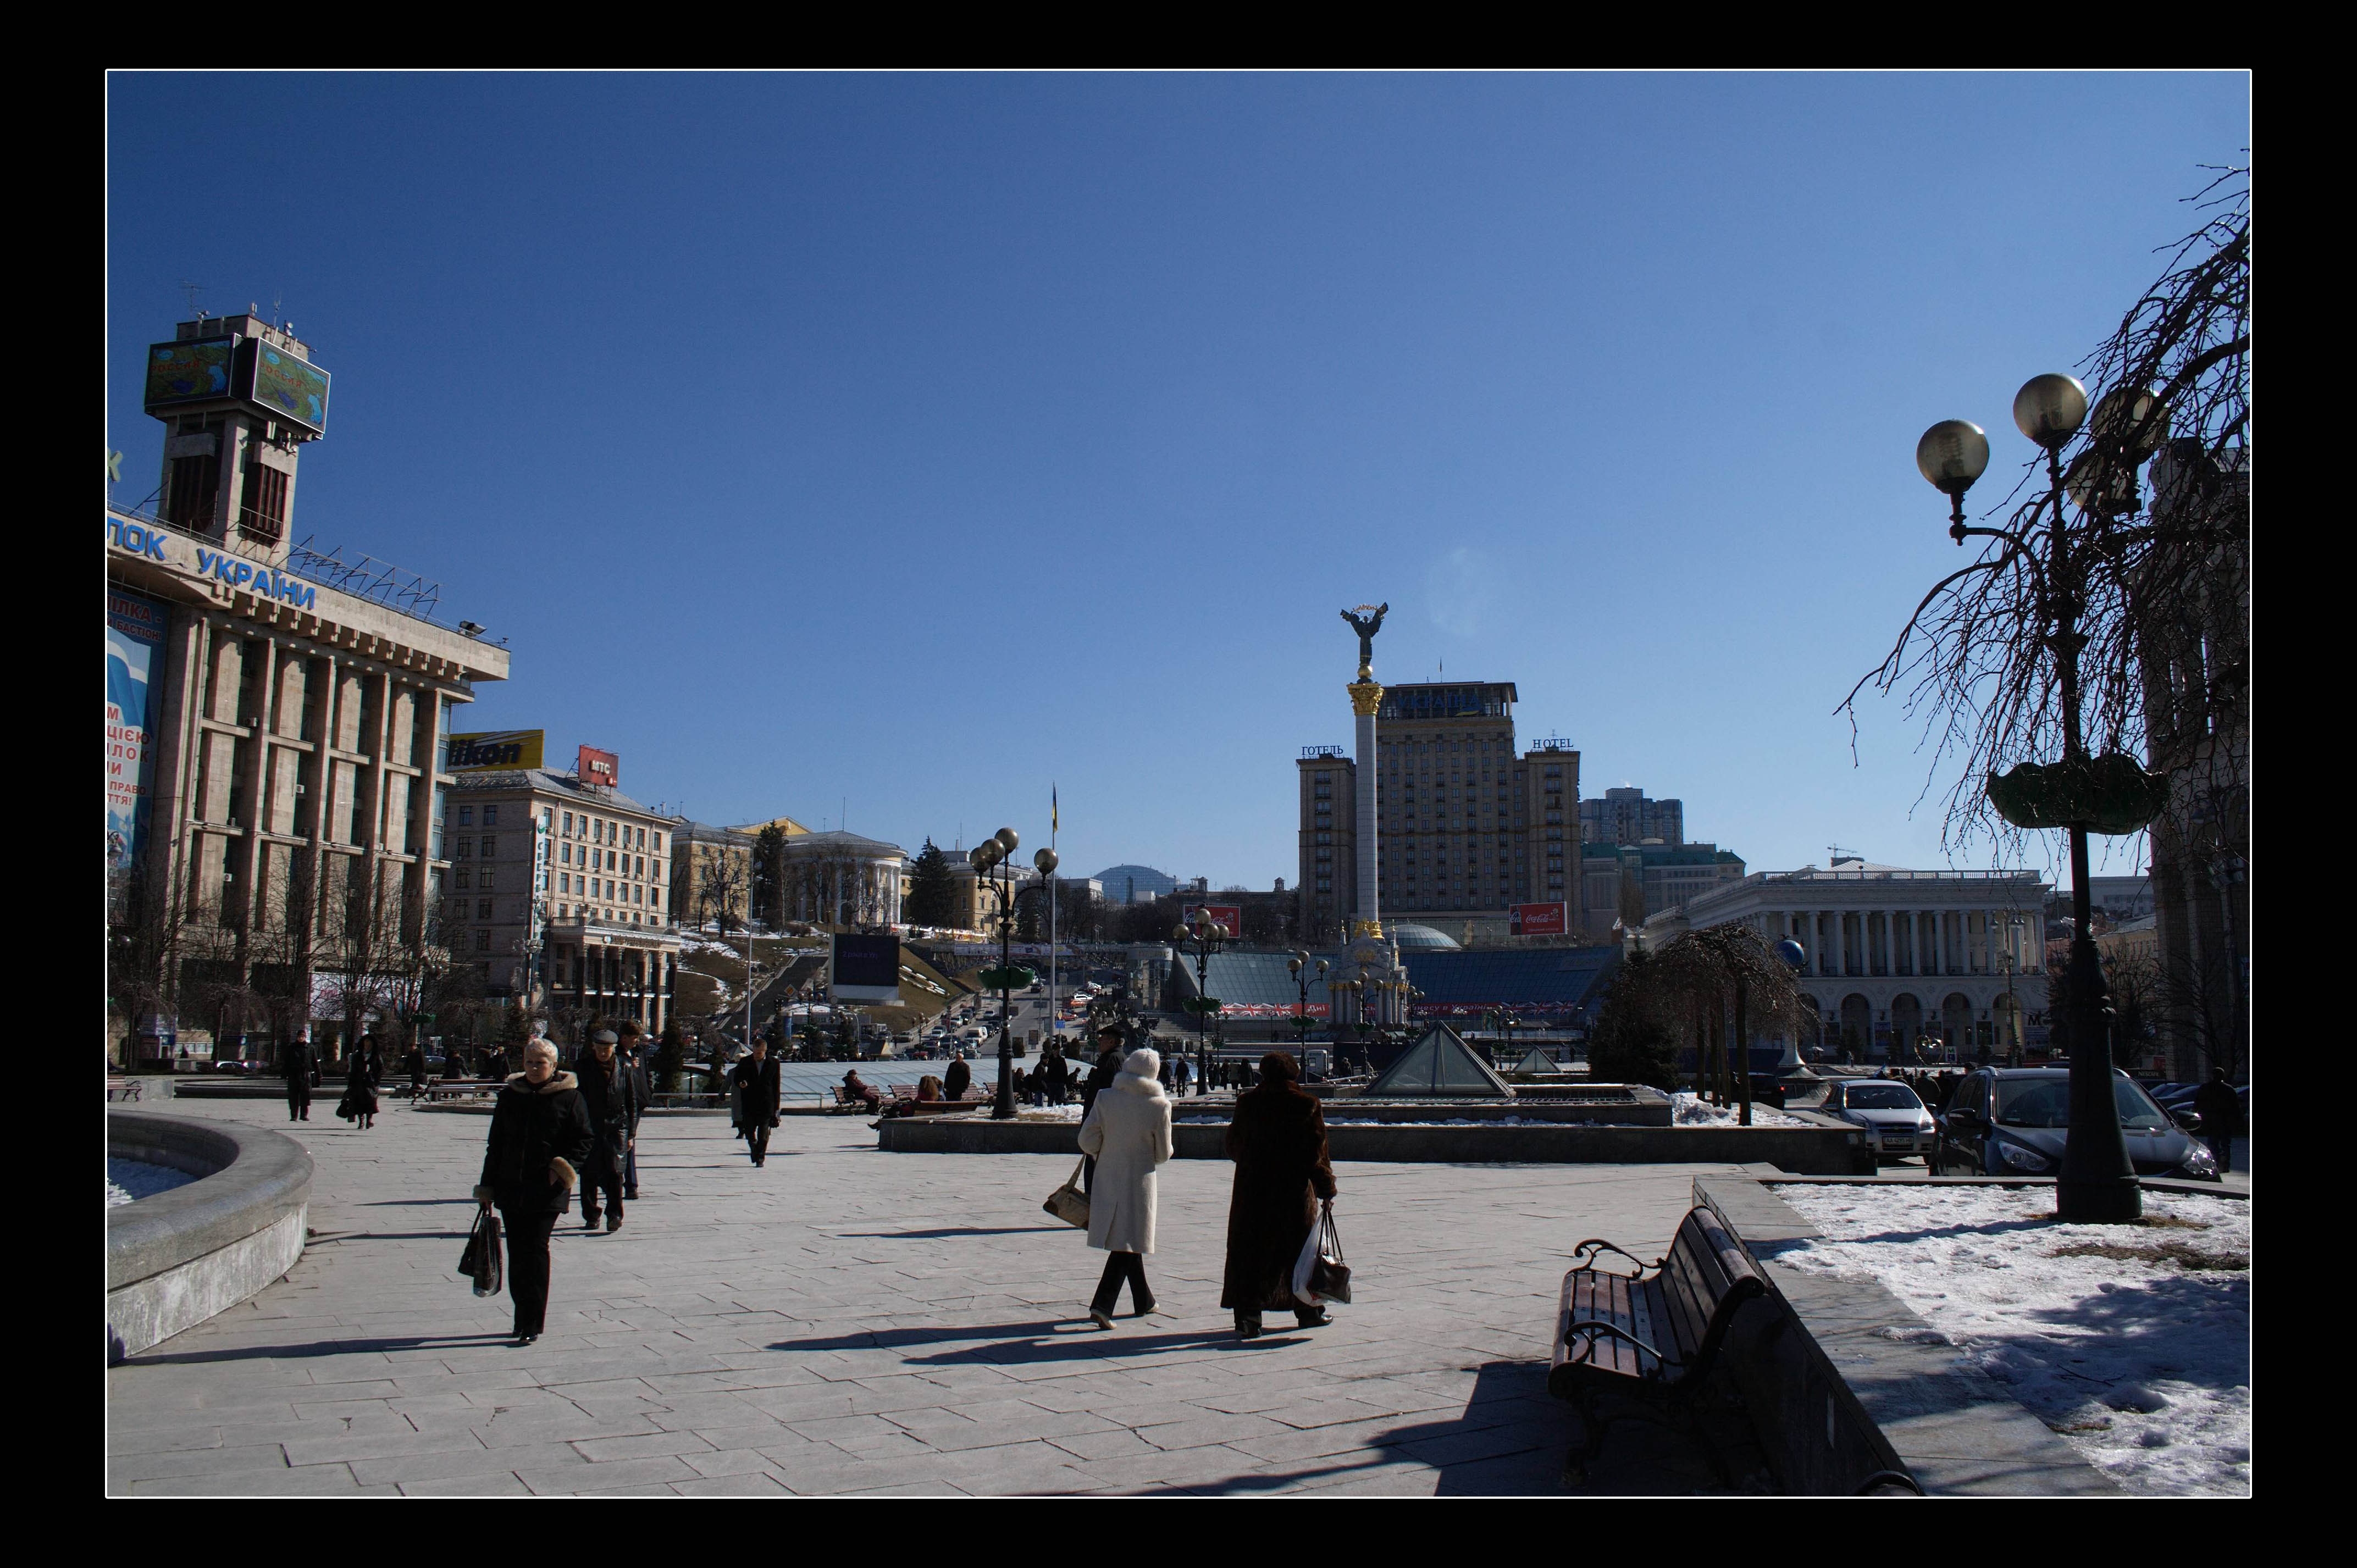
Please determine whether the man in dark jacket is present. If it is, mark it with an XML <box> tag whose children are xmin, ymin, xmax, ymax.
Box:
<box><xmin>731</xmin><ymin>1037</ymin><xmax>783</xmax><ymax>1166</ymax></box>
<box><xmin>474</xmin><ymin>1039</ymin><xmax>593</xmax><ymax>1346</ymax></box>
<box><xmin>1080</xmin><ymin>1029</ymin><xmax>1126</xmax><ymax>1194</ymax></box>
<box><xmin>575</xmin><ymin>1029</ymin><xmax>639</xmax><ymax>1232</ymax></box>
<box><xmin>2191</xmin><ymin>1068</ymin><xmax>2243</xmax><ymax>1176</ymax></box>
<box><xmin>1221</xmin><ymin>1051</ymin><xmax>1339</xmax><ymax>1339</ymax></box>
<box><xmin>281</xmin><ymin>1030</ymin><xmax>315</xmax><ymax>1122</ymax></box>
<box><xmin>406</xmin><ymin>1041</ymin><xmax>427</xmax><ymax>1101</ymax></box>
<box><xmin>617</xmin><ymin>1022</ymin><xmax>652</xmax><ymax>1199</ymax></box>
<box><xmin>1039</xmin><ymin>1046</ymin><xmax>1072</xmax><ymax>1106</ymax></box>
<box><xmin>944</xmin><ymin>1052</ymin><xmax>972</xmax><ymax>1102</ymax></box>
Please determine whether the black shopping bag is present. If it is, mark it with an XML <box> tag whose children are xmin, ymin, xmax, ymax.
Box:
<box><xmin>458</xmin><ymin>1207</ymin><xmax>504</xmax><ymax>1298</ymax></box>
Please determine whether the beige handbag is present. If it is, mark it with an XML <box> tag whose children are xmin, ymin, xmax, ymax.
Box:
<box><xmin>1043</xmin><ymin>1159</ymin><xmax>1090</xmax><ymax>1228</ymax></box>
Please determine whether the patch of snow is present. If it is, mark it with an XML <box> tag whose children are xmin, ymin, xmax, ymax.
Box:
<box><xmin>1669</xmin><ymin>1091</ymin><xmax>1812</xmax><ymax>1128</ymax></box>
<box><xmin>1769</xmin><ymin>1184</ymin><xmax>2249</xmax><ymax>1497</ymax></box>
<box><xmin>108</xmin><ymin>1156</ymin><xmax>196</xmax><ymax>1208</ymax></box>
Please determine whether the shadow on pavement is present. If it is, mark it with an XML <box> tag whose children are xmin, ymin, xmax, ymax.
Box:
<box><xmin>828</xmin><ymin>1226</ymin><xmax>1072</xmax><ymax>1239</ymax></box>
<box><xmin>124</xmin><ymin>1333</ymin><xmax>516</xmax><ymax>1366</ymax></box>
<box><xmin>766</xmin><ymin>1323</ymin><xmax>1311</xmax><ymax>1362</ymax></box>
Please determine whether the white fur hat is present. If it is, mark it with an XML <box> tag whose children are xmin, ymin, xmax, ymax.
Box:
<box><xmin>1123</xmin><ymin>1048</ymin><xmax>1161</xmax><ymax>1079</ymax></box>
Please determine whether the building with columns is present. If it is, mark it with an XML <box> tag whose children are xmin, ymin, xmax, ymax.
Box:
<box><xmin>777</xmin><ymin>830</ymin><xmax>906</xmax><ymax>928</ymax></box>
<box><xmin>1644</xmin><ymin>855</ymin><xmax>2050</xmax><ymax>1062</ymax></box>
<box><xmin>108</xmin><ymin>309</ymin><xmax>506</xmax><ymax>1064</ymax></box>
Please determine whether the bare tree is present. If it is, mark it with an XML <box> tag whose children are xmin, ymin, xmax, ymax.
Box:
<box><xmin>1650</xmin><ymin>925</ymin><xmax>1813</xmax><ymax>1122</ymax></box>
<box><xmin>696</xmin><ymin>845</ymin><xmax>751</xmax><ymax>934</ymax></box>
<box><xmin>1841</xmin><ymin>168</ymin><xmax>2249</xmax><ymax>856</ymax></box>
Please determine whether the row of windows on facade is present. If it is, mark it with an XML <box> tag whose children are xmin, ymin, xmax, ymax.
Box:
<box><xmin>450</xmin><ymin>802</ymin><xmax>662</xmax><ymax>852</ymax></box>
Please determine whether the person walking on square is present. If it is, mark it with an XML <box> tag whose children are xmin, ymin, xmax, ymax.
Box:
<box><xmin>1080</xmin><ymin>1028</ymin><xmax>1126</xmax><ymax>1194</ymax></box>
<box><xmin>944</xmin><ymin>1050</ymin><xmax>972</xmax><ymax>1102</ymax></box>
<box><xmin>576</xmin><ymin>1029</ymin><xmax>639</xmax><ymax>1232</ymax></box>
<box><xmin>732</xmin><ymin>1035</ymin><xmax>783</xmax><ymax>1166</ymax></box>
<box><xmin>474</xmin><ymin>1038</ymin><xmax>593</xmax><ymax>1347</ymax></box>
<box><xmin>338</xmin><ymin>1033</ymin><xmax>383</xmax><ymax>1129</ymax></box>
<box><xmin>2192</xmin><ymin>1067</ymin><xmax>2243</xmax><ymax>1176</ymax></box>
<box><xmin>405</xmin><ymin>1039</ymin><xmax>427</xmax><ymax>1102</ymax></box>
<box><xmin>281</xmin><ymin>1029</ymin><xmax>314</xmax><ymax>1122</ymax></box>
<box><xmin>1221</xmin><ymin>1051</ymin><xmax>1338</xmax><ymax>1339</ymax></box>
<box><xmin>617</xmin><ymin>1021</ymin><xmax>651</xmax><ymax>1199</ymax></box>
<box><xmin>1039</xmin><ymin>1045</ymin><xmax>1072</xmax><ymax>1107</ymax></box>
<box><xmin>1077</xmin><ymin>1046</ymin><xmax>1174</xmax><ymax>1329</ymax></box>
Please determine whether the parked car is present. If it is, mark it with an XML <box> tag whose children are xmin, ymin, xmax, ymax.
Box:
<box><xmin>1934</xmin><ymin>1067</ymin><xmax>2220</xmax><ymax>1181</ymax></box>
<box><xmin>1820</xmin><ymin>1079</ymin><xmax>1938</xmax><ymax>1162</ymax></box>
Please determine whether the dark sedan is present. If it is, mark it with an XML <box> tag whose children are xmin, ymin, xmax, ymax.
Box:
<box><xmin>1935</xmin><ymin>1067</ymin><xmax>2220</xmax><ymax>1181</ymax></box>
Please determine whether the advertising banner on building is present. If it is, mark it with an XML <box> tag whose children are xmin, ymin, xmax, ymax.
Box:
<box><xmin>446</xmin><ymin>729</ymin><xmax>545</xmax><ymax>772</ymax></box>
<box><xmin>1181</xmin><ymin>904</ymin><xmax>1244</xmax><ymax>939</ymax></box>
<box><xmin>578</xmin><ymin>745</ymin><xmax>619</xmax><ymax>789</ymax></box>
<box><xmin>1508</xmin><ymin>901</ymin><xmax>1567</xmax><ymax>937</ymax></box>
<box><xmin>831</xmin><ymin>933</ymin><xmax>903</xmax><ymax>1002</ymax></box>
<box><xmin>107</xmin><ymin>588</ymin><xmax>169</xmax><ymax>873</ymax></box>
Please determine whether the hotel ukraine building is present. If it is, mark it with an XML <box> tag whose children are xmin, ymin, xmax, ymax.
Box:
<box><xmin>107</xmin><ymin>312</ymin><xmax>504</xmax><ymax>1060</ymax></box>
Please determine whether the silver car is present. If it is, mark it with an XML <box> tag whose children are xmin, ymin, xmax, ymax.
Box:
<box><xmin>1822</xmin><ymin>1079</ymin><xmax>1939</xmax><ymax>1162</ymax></box>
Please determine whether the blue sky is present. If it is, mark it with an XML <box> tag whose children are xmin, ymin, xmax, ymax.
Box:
<box><xmin>107</xmin><ymin>73</ymin><xmax>2247</xmax><ymax>891</ymax></box>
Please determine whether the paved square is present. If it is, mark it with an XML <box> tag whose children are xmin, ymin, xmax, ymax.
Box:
<box><xmin>108</xmin><ymin>1098</ymin><xmax>1751</xmax><ymax>1495</ymax></box>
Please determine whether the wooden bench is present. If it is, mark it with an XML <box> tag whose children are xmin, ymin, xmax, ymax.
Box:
<box><xmin>831</xmin><ymin>1085</ymin><xmax>883</xmax><ymax>1113</ymax></box>
<box><xmin>106</xmin><ymin>1078</ymin><xmax>143</xmax><ymax>1102</ymax></box>
<box><xmin>1548</xmin><ymin>1205</ymin><xmax>1766</xmax><ymax>1486</ymax></box>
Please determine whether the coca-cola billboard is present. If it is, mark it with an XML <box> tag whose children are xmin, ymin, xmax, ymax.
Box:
<box><xmin>1182</xmin><ymin>904</ymin><xmax>1244</xmax><ymax>939</ymax></box>
<box><xmin>1509</xmin><ymin>901</ymin><xmax>1567</xmax><ymax>937</ymax></box>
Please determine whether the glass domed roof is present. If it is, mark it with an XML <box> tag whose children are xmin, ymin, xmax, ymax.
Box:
<box><xmin>1387</xmin><ymin>922</ymin><xmax>1460</xmax><ymax>950</ymax></box>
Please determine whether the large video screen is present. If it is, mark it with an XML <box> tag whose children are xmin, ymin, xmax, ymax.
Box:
<box><xmin>239</xmin><ymin>341</ymin><xmax>331</xmax><ymax>435</ymax></box>
<box><xmin>831</xmin><ymin>934</ymin><xmax>903</xmax><ymax>1002</ymax></box>
<box><xmin>143</xmin><ymin>337</ymin><xmax>237</xmax><ymax>409</ymax></box>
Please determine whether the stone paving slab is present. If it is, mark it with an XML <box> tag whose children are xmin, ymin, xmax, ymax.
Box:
<box><xmin>108</xmin><ymin>1098</ymin><xmax>1762</xmax><ymax>1496</ymax></box>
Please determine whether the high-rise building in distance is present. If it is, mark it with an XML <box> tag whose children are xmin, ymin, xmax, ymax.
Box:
<box><xmin>1296</xmin><ymin>680</ymin><xmax>1581</xmax><ymax>935</ymax></box>
<box><xmin>1580</xmin><ymin>786</ymin><xmax>1684</xmax><ymax>848</ymax></box>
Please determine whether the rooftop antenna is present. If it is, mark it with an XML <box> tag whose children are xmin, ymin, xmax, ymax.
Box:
<box><xmin>1829</xmin><ymin>844</ymin><xmax>1856</xmax><ymax>865</ymax></box>
<box><xmin>178</xmin><ymin>281</ymin><xmax>204</xmax><ymax>317</ymax></box>
<box><xmin>272</xmin><ymin>290</ymin><xmax>283</xmax><ymax>329</ymax></box>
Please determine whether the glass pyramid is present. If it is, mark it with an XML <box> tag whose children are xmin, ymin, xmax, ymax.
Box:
<box><xmin>1364</xmin><ymin>1024</ymin><xmax>1515</xmax><ymax>1096</ymax></box>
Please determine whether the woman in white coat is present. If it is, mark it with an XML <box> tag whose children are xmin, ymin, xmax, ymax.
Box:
<box><xmin>1075</xmin><ymin>1047</ymin><xmax>1174</xmax><ymax>1329</ymax></box>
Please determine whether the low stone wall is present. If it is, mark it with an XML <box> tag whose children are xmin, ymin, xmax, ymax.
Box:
<box><xmin>108</xmin><ymin>1112</ymin><xmax>312</xmax><ymax>1362</ymax></box>
<box><xmin>1693</xmin><ymin>1174</ymin><xmax>2118</xmax><ymax>1495</ymax></box>
<box><xmin>877</xmin><ymin>1115</ymin><xmax>1861</xmax><ymax>1171</ymax></box>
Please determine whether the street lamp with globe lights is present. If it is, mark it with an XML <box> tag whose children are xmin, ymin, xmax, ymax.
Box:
<box><xmin>1914</xmin><ymin>371</ymin><xmax>2169</xmax><ymax>1223</ymax></box>
<box><xmin>1172</xmin><ymin>910</ymin><xmax>1230</xmax><ymax>1096</ymax></box>
<box><xmin>1286</xmin><ymin>951</ymin><xmax>1328</xmax><ymax>1056</ymax></box>
<box><xmin>969</xmin><ymin>827</ymin><xmax>1033</xmax><ymax>1121</ymax></box>
<box><xmin>1032</xmin><ymin>847</ymin><xmax>1060</xmax><ymax>1058</ymax></box>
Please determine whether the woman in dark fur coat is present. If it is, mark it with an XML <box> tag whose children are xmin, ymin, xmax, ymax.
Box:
<box><xmin>1220</xmin><ymin>1051</ymin><xmax>1338</xmax><ymax>1339</ymax></box>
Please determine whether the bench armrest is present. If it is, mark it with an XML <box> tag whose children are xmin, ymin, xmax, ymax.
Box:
<box><xmin>1563</xmin><ymin>1316</ymin><xmax>1672</xmax><ymax>1370</ymax></box>
<box><xmin>1568</xmin><ymin>1239</ymin><xmax>1658</xmax><ymax>1277</ymax></box>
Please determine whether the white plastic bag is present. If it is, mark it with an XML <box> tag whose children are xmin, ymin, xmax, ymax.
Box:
<box><xmin>1291</xmin><ymin>1220</ymin><xmax>1324</xmax><ymax>1303</ymax></box>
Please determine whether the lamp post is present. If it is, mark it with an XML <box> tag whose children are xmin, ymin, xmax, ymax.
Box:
<box><xmin>1034</xmin><ymin>847</ymin><xmax>1060</xmax><ymax>1060</ymax></box>
<box><xmin>1286</xmin><ymin>951</ymin><xmax>1327</xmax><ymax>1057</ymax></box>
<box><xmin>969</xmin><ymin>828</ymin><xmax>1030</xmax><ymax>1121</ymax></box>
<box><xmin>1917</xmin><ymin>373</ymin><xmax>2142</xmax><ymax>1222</ymax></box>
<box><xmin>1172</xmin><ymin>910</ymin><xmax>1230</xmax><ymax>1096</ymax></box>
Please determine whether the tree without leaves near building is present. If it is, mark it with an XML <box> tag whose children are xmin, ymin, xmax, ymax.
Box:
<box><xmin>1842</xmin><ymin>168</ymin><xmax>2249</xmax><ymax>1076</ymax></box>
<box><xmin>697</xmin><ymin>841</ymin><xmax>750</xmax><ymax>934</ymax></box>
<box><xmin>904</xmin><ymin>839</ymin><xmax>957</xmax><ymax>928</ymax></box>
